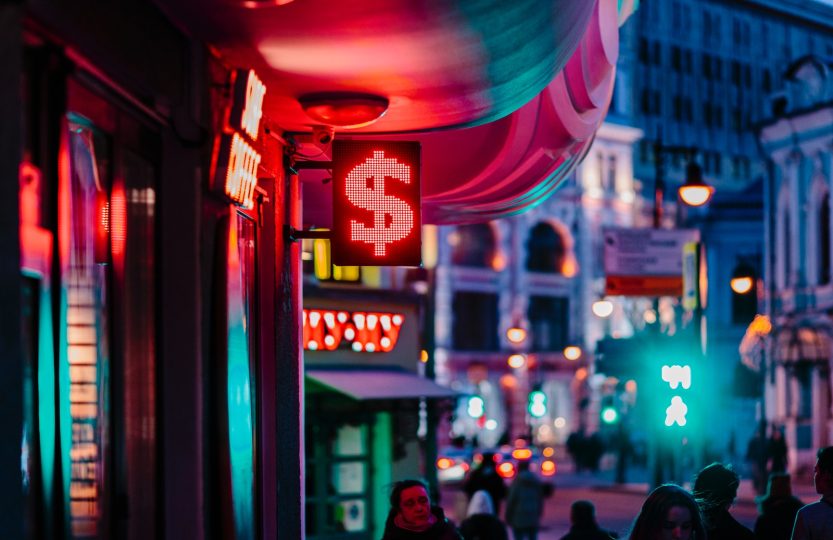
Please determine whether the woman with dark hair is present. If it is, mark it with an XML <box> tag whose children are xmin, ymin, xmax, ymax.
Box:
<box><xmin>692</xmin><ymin>462</ymin><xmax>754</xmax><ymax>540</ymax></box>
<box><xmin>627</xmin><ymin>484</ymin><xmax>706</xmax><ymax>540</ymax></box>
<box><xmin>381</xmin><ymin>479</ymin><xmax>462</xmax><ymax>540</ymax></box>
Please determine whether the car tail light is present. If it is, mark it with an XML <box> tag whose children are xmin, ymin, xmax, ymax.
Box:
<box><xmin>497</xmin><ymin>462</ymin><xmax>516</xmax><ymax>479</ymax></box>
<box><xmin>541</xmin><ymin>460</ymin><xmax>556</xmax><ymax>476</ymax></box>
<box><xmin>437</xmin><ymin>458</ymin><xmax>453</xmax><ymax>470</ymax></box>
<box><xmin>512</xmin><ymin>448</ymin><xmax>532</xmax><ymax>460</ymax></box>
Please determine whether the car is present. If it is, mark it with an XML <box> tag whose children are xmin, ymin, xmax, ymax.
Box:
<box><xmin>436</xmin><ymin>446</ymin><xmax>474</xmax><ymax>484</ymax></box>
<box><xmin>474</xmin><ymin>445</ymin><xmax>557</xmax><ymax>484</ymax></box>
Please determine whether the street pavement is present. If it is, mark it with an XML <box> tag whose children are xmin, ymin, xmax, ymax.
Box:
<box><xmin>440</xmin><ymin>462</ymin><xmax>819</xmax><ymax>540</ymax></box>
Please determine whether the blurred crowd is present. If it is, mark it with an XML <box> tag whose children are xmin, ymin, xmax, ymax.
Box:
<box><xmin>380</xmin><ymin>445</ymin><xmax>833</xmax><ymax>540</ymax></box>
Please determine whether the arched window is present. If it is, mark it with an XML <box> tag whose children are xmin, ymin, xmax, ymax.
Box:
<box><xmin>526</xmin><ymin>223</ymin><xmax>566</xmax><ymax>273</ymax></box>
<box><xmin>819</xmin><ymin>193</ymin><xmax>830</xmax><ymax>285</ymax></box>
<box><xmin>450</xmin><ymin>224</ymin><xmax>495</xmax><ymax>268</ymax></box>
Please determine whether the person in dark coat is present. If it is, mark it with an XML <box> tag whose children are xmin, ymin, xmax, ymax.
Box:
<box><xmin>382</xmin><ymin>479</ymin><xmax>462</xmax><ymax>540</ymax></box>
<box><xmin>463</xmin><ymin>452</ymin><xmax>507</xmax><ymax>515</ymax></box>
<box><xmin>767</xmin><ymin>425</ymin><xmax>788</xmax><ymax>474</ymax></box>
<box><xmin>458</xmin><ymin>490</ymin><xmax>508</xmax><ymax>540</ymax></box>
<box><xmin>560</xmin><ymin>500</ymin><xmax>617</xmax><ymax>540</ymax></box>
<box><xmin>753</xmin><ymin>472</ymin><xmax>803</xmax><ymax>540</ymax></box>
<box><xmin>692</xmin><ymin>462</ymin><xmax>755</xmax><ymax>540</ymax></box>
<box><xmin>505</xmin><ymin>460</ymin><xmax>545</xmax><ymax>540</ymax></box>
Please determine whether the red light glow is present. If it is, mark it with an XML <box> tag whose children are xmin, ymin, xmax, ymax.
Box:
<box><xmin>511</xmin><ymin>448</ymin><xmax>532</xmax><ymax>460</ymax></box>
<box><xmin>540</xmin><ymin>460</ymin><xmax>556</xmax><ymax>476</ymax></box>
<box><xmin>299</xmin><ymin>92</ymin><xmax>389</xmax><ymax>129</ymax></box>
<box><xmin>302</xmin><ymin>308</ymin><xmax>404</xmax><ymax>352</ymax></box>
<box><xmin>332</xmin><ymin>141</ymin><xmax>421</xmax><ymax>267</ymax></box>
<box><xmin>110</xmin><ymin>185</ymin><xmax>126</xmax><ymax>258</ymax></box>
<box><xmin>231</xmin><ymin>69</ymin><xmax>266</xmax><ymax>141</ymax></box>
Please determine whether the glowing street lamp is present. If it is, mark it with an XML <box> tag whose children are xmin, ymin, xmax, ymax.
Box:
<box><xmin>592</xmin><ymin>299</ymin><xmax>614</xmax><ymax>318</ymax></box>
<box><xmin>506</xmin><ymin>326</ymin><xmax>527</xmax><ymax>344</ymax></box>
<box><xmin>678</xmin><ymin>162</ymin><xmax>714</xmax><ymax>207</ymax></box>
<box><xmin>563</xmin><ymin>345</ymin><xmax>582</xmax><ymax>361</ymax></box>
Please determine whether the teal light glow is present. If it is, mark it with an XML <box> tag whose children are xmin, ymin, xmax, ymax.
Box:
<box><xmin>226</xmin><ymin>215</ymin><xmax>255</xmax><ymax>540</ymax></box>
<box><xmin>36</xmin><ymin>274</ymin><xmax>56</xmax><ymax>512</ymax></box>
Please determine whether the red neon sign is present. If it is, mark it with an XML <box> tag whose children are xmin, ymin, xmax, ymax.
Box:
<box><xmin>302</xmin><ymin>309</ymin><xmax>404</xmax><ymax>353</ymax></box>
<box><xmin>332</xmin><ymin>141</ymin><xmax>421</xmax><ymax>266</ymax></box>
<box><xmin>216</xmin><ymin>132</ymin><xmax>261</xmax><ymax>209</ymax></box>
<box><xmin>230</xmin><ymin>69</ymin><xmax>266</xmax><ymax>141</ymax></box>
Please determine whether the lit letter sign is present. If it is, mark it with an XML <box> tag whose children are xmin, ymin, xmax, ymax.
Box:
<box><xmin>332</xmin><ymin>141</ymin><xmax>421</xmax><ymax>266</ymax></box>
<box><xmin>302</xmin><ymin>309</ymin><xmax>404</xmax><ymax>352</ymax></box>
<box><xmin>213</xmin><ymin>69</ymin><xmax>265</xmax><ymax>209</ymax></box>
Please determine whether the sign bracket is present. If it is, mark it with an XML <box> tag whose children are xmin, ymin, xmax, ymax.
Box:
<box><xmin>285</xmin><ymin>225</ymin><xmax>331</xmax><ymax>243</ymax></box>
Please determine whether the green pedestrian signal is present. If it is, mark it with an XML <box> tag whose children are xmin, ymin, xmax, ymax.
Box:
<box><xmin>527</xmin><ymin>390</ymin><xmax>547</xmax><ymax>418</ymax></box>
<box><xmin>661</xmin><ymin>364</ymin><xmax>691</xmax><ymax>428</ymax></box>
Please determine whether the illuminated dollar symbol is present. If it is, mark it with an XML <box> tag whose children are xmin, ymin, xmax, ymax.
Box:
<box><xmin>345</xmin><ymin>150</ymin><xmax>414</xmax><ymax>256</ymax></box>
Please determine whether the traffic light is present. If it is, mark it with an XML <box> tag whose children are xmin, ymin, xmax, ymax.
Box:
<box><xmin>467</xmin><ymin>395</ymin><xmax>485</xmax><ymax>418</ymax></box>
<box><xmin>527</xmin><ymin>389</ymin><xmax>547</xmax><ymax>418</ymax></box>
<box><xmin>600</xmin><ymin>395</ymin><xmax>619</xmax><ymax>425</ymax></box>
<box><xmin>661</xmin><ymin>364</ymin><xmax>691</xmax><ymax>427</ymax></box>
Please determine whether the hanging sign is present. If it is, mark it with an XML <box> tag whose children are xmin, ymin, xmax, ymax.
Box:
<box><xmin>603</xmin><ymin>227</ymin><xmax>700</xmax><ymax>296</ymax></box>
<box><xmin>212</xmin><ymin>69</ymin><xmax>266</xmax><ymax>209</ymax></box>
<box><xmin>331</xmin><ymin>140</ymin><xmax>421</xmax><ymax>266</ymax></box>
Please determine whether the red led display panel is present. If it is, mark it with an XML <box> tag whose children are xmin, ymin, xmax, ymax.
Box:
<box><xmin>332</xmin><ymin>141</ymin><xmax>421</xmax><ymax>266</ymax></box>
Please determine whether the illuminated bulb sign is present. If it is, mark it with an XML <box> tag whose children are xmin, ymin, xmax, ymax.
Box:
<box><xmin>331</xmin><ymin>141</ymin><xmax>421</xmax><ymax>267</ymax></box>
<box><xmin>213</xmin><ymin>69</ymin><xmax>266</xmax><ymax>209</ymax></box>
<box><xmin>302</xmin><ymin>309</ymin><xmax>404</xmax><ymax>353</ymax></box>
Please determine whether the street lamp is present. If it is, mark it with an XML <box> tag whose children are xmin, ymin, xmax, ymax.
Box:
<box><xmin>678</xmin><ymin>162</ymin><xmax>714</xmax><ymax>207</ymax></box>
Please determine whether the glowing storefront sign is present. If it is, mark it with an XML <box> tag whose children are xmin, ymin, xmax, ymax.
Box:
<box><xmin>332</xmin><ymin>141</ymin><xmax>421</xmax><ymax>267</ymax></box>
<box><xmin>213</xmin><ymin>68</ymin><xmax>266</xmax><ymax>209</ymax></box>
<box><xmin>302</xmin><ymin>309</ymin><xmax>404</xmax><ymax>352</ymax></box>
<box><xmin>230</xmin><ymin>69</ymin><xmax>266</xmax><ymax>141</ymax></box>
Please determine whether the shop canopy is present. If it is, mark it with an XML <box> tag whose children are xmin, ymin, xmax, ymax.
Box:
<box><xmin>155</xmin><ymin>0</ymin><xmax>636</xmax><ymax>224</ymax></box>
<box><xmin>306</xmin><ymin>366</ymin><xmax>459</xmax><ymax>401</ymax></box>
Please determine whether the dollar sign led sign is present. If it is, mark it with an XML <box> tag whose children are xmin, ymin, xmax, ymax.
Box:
<box><xmin>332</xmin><ymin>141</ymin><xmax>421</xmax><ymax>266</ymax></box>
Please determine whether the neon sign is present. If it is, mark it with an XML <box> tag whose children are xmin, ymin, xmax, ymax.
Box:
<box><xmin>230</xmin><ymin>69</ymin><xmax>266</xmax><ymax>141</ymax></box>
<box><xmin>332</xmin><ymin>141</ymin><xmax>421</xmax><ymax>266</ymax></box>
<box><xmin>302</xmin><ymin>309</ymin><xmax>404</xmax><ymax>352</ymax></box>
<box><xmin>213</xmin><ymin>69</ymin><xmax>265</xmax><ymax>209</ymax></box>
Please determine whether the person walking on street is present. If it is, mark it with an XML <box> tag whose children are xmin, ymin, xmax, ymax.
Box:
<box><xmin>754</xmin><ymin>472</ymin><xmax>803</xmax><ymax>540</ymax></box>
<box><xmin>692</xmin><ymin>462</ymin><xmax>755</xmax><ymax>540</ymax></box>
<box><xmin>463</xmin><ymin>452</ymin><xmax>507</xmax><ymax>515</ymax></box>
<box><xmin>382</xmin><ymin>479</ymin><xmax>462</xmax><ymax>540</ymax></box>
<box><xmin>768</xmin><ymin>425</ymin><xmax>789</xmax><ymax>475</ymax></box>
<box><xmin>505</xmin><ymin>460</ymin><xmax>545</xmax><ymax>540</ymax></box>
<box><xmin>790</xmin><ymin>446</ymin><xmax>833</xmax><ymax>540</ymax></box>
<box><xmin>560</xmin><ymin>500</ymin><xmax>618</xmax><ymax>540</ymax></box>
<box><xmin>627</xmin><ymin>484</ymin><xmax>706</xmax><ymax>540</ymax></box>
<box><xmin>458</xmin><ymin>490</ymin><xmax>508</xmax><ymax>540</ymax></box>
<box><xmin>747</xmin><ymin>426</ymin><xmax>768</xmax><ymax>495</ymax></box>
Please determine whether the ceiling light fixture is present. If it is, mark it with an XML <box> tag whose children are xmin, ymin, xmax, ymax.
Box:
<box><xmin>299</xmin><ymin>92</ymin><xmax>389</xmax><ymax>129</ymax></box>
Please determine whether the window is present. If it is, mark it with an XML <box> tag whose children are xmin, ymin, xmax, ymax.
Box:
<box><xmin>763</xmin><ymin>70</ymin><xmax>772</xmax><ymax>93</ymax></box>
<box><xmin>639</xmin><ymin>38</ymin><xmax>649</xmax><ymax>64</ymax></box>
<box><xmin>641</xmin><ymin>89</ymin><xmax>652</xmax><ymax>115</ymax></box>
<box><xmin>451</xmin><ymin>224</ymin><xmax>496</xmax><ymax>267</ymax></box>
<box><xmin>731</xmin><ymin>61</ymin><xmax>741</xmax><ymax>86</ymax></box>
<box><xmin>452</xmin><ymin>292</ymin><xmax>499</xmax><ymax>351</ymax></box>
<box><xmin>731</xmin><ymin>263</ymin><xmax>757</xmax><ymax>325</ymax></box>
<box><xmin>526</xmin><ymin>223</ymin><xmax>566</xmax><ymax>273</ymax></box>
<box><xmin>606</xmin><ymin>155</ymin><xmax>617</xmax><ymax>194</ymax></box>
<box><xmin>671</xmin><ymin>46</ymin><xmax>681</xmax><ymax>72</ymax></box>
<box><xmin>820</xmin><ymin>194</ymin><xmax>830</xmax><ymax>285</ymax></box>
<box><xmin>527</xmin><ymin>296</ymin><xmax>569</xmax><ymax>352</ymax></box>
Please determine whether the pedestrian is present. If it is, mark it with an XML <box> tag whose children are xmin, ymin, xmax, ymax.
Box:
<box><xmin>463</xmin><ymin>452</ymin><xmax>507</xmax><ymax>515</ymax></box>
<box><xmin>458</xmin><ymin>489</ymin><xmax>508</xmax><ymax>540</ymax></box>
<box><xmin>505</xmin><ymin>460</ymin><xmax>545</xmax><ymax>540</ymax></box>
<box><xmin>753</xmin><ymin>472</ymin><xmax>803</xmax><ymax>540</ymax></box>
<box><xmin>746</xmin><ymin>425</ymin><xmax>768</xmax><ymax>495</ymax></box>
<box><xmin>627</xmin><ymin>484</ymin><xmax>706</xmax><ymax>540</ymax></box>
<box><xmin>692</xmin><ymin>462</ymin><xmax>755</xmax><ymax>540</ymax></box>
<box><xmin>381</xmin><ymin>479</ymin><xmax>462</xmax><ymax>540</ymax></box>
<box><xmin>767</xmin><ymin>425</ymin><xmax>788</xmax><ymax>475</ymax></box>
<box><xmin>790</xmin><ymin>445</ymin><xmax>833</xmax><ymax>540</ymax></box>
<box><xmin>560</xmin><ymin>500</ymin><xmax>618</xmax><ymax>540</ymax></box>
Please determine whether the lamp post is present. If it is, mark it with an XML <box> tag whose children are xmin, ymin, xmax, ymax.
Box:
<box><xmin>650</xmin><ymin>136</ymin><xmax>713</xmax><ymax>487</ymax></box>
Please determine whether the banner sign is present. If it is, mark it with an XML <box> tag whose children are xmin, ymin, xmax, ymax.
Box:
<box><xmin>603</xmin><ymin>227</ymin><xmax>700</xmax><ymax>296</ymax></box>
<box><xmin>332</xmin><ymin>140</ymin><xmax>421</xmax><ymax>266</ymax></box>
